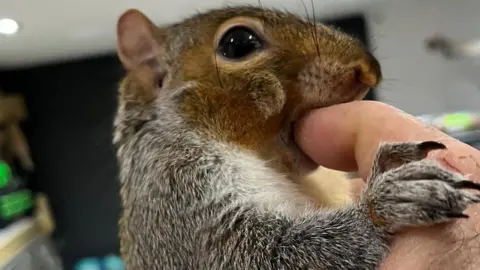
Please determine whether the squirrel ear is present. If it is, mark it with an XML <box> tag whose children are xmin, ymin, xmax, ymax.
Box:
<box><xmin>116</xmin><ymin>9</ymin><xmax>166</xmax><ymax>83</ymax></box>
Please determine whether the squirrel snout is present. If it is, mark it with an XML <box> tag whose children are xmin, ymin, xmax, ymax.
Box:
<box><xmin>352</xmin><ymin>52</ymin><xmax>382</xmax><ymax>88</ymax></box>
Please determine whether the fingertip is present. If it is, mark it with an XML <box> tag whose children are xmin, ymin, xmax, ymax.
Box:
<box><xmin>295</xmin><ymin>103</ymin><xmax>361</xmax><ymax>172</ymax></box>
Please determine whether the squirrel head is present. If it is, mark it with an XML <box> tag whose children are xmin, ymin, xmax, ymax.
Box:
<box><xmin>115</xmin><ymin>6</ymin><xmax>382</xmax><ymax>175</ymax></box>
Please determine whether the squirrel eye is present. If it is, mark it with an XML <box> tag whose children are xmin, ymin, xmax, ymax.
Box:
<box><xmin>217</xmin><ymin>26</ymin><xmax>264</xmax><ymax>60</ymax></box>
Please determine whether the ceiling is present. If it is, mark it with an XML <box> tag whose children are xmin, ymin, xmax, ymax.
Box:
<box><xmin>0</xmin><ymin>0</ymin><xmax>387</xmax><ymax>69</ymax></box>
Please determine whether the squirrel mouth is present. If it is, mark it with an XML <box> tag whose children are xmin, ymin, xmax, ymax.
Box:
<box><xmin>280</xmin><ymin>87</ymin><xmax>371</xmax><ymax>175</ymax></box>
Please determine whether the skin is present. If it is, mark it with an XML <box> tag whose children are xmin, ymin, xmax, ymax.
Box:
<box><xmin>295</xmin><ymin>100</ymin><xmax>480</xmax><ymax>269</ymax></box>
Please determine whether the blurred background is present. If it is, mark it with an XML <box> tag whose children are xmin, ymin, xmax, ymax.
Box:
<box><xmin>0</xmin><ymin>0</ymin><xmax>478</xmax><ymax>269</ymax></box>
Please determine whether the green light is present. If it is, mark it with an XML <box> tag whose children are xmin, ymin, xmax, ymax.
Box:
<box><xmin>0</xmin><ymin>190</ymin><xmax>32</xmax><ymax>219</ymax></box>
<box><xmin>0</xmin><ymin>162</ymin><xmax>11</xmax><ymax>188</ymax></box>
<box><xmin>442</xmin><ymin>112</ymin><xmax>473</xmax><ymax>131</ymax></box>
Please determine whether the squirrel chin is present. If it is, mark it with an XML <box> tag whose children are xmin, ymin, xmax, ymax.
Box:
<box><xmin>280</xmin><ymin>121</ymin><xmax>319</xmax><ymax>176</ymax></box>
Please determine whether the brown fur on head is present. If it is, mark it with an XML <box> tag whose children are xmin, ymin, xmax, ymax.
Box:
<box><xmin>116</xmin><ymin>6</ymin><xmax>381</xmax><ymax>177</ymax></box>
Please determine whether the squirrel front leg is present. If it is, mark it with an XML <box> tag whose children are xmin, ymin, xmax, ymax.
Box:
<box><xmin>200</xmin><ymin>205</ymin><xmax>388</xmax><ymax>270</ymax></box>
<box><xmin>200</xmin><ymin>141</ymin><xmax>480</xmax><ymax>269</ymax></box>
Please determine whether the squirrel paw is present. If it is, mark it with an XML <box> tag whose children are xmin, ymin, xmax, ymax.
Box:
<box><xmin>362</xmin><ymin>141</ymin><xmax>480</xmax><ymax>233</ymax></box>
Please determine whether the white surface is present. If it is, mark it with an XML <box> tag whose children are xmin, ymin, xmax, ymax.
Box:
<box><xmin>0</xmin><ymin>0</ymin><xmax>386</xmax><ymax>69</ymax></box>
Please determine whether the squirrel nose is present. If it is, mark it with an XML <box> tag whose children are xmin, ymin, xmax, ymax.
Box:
<box><xmin>352</xmin><ymin>52</ymin><xmax>382</xmax><ymax>88</ymax></box>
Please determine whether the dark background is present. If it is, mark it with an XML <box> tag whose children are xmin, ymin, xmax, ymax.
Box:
<box><xmin>0</xmin><ymin>13</ymin><xmax>374</xmax><ymax>269</ymax></box>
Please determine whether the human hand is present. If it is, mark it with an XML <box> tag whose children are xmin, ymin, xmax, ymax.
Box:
<box><xmin>295</xmin><ymin>101</ymin><xmax>480</xmax><ymax>269</ymax></box>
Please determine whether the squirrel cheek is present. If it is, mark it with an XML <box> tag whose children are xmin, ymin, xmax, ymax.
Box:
<box><xmin>251</xmin><ymin>88</ymin><xmax>286</xmax><ymax>120</ymax></box>
<box><xmin>248</xmin><ymin>72</ymin><xmax>286</xmax><ymax>120</ymax></box>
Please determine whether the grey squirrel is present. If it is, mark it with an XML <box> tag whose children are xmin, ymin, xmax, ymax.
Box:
<box><xmin>113</xmin><ymin>6</ymin><xmax>480</xmax><ymax>269</ymax></box>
